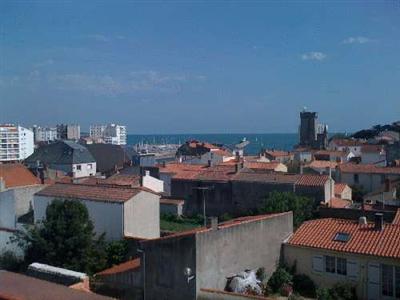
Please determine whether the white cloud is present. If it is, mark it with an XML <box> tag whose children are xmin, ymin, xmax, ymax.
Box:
<box><xmin>301</xmin><ymin>52</ymin><xmax>327</xmax><ymax>61</ymax></box>
<box><xmin>342</xmin><ymin>36</ymin><xmax>375</xmax><ymax>44</ymax></box>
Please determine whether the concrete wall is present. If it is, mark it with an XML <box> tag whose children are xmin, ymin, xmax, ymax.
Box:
<box><xmin>141</xmin><ymin>234</ymin><xmax>197</xmax><ymax>300</ymax></box>
<box><xmin>339</xmin><ymin>172</ymin><xmax>400</xmax><ymax>193</ymax></box>
<box><xmin>124</xmin><ymin>192</ymin><xmax>160</xmax><ymax>239</ymax></box>
<box><xmin>361</xmin><ymin>152</ymin><xmax>386</xmax><ymax>166</ymax></box>
<box><xmin>284</xmin><ymin>244</ymin><xmax>400</xmax><ymax>300</ymax></box>
<box><xmin>196</xmin><ymin>212</ymin><xmax>293</xmax><ymax>293</ymax></box>
<box><xmin>34</xmin><ymin>195</ymin><xmax>124</xmax><ymax>241</ymax></box>
<box><xmin>0</xmin><ymin>185</ymin><xmax>44</xmax><ymax>228</ymax></box>
<box><xmin>0</xmin><ymin>229</ymin><xmax>23</xmax><ymax>256</ymax></box>
<box><xmin>160</xmin><ymin>173</ymin><xmax>172</xmax><ymax>196</ymax></box>
<box><xmin>142</xmin><ymin>172</ymin><xmax>164</xmax><ymax>193</ymax></box>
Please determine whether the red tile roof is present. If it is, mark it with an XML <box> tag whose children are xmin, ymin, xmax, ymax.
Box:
<box><xmin>232</xmin><ymin>172</ymin><xmax>299</xmax><ymax>184</ymax></box>
<box><xmin>314</xmin><ymin>150</ymin><xmax>346</xmax><ymax>157</ymax></box>
<box><xmin>265</xmin><ymin>150</ymin><xmax>292</xmax><ymax>158</ymax></box>
<box><xmin>295</xmin><ymin>174</ymin><xmax>329</xmax><ymax>187</ymax></box>
<box><xmin>0</xmin><ymin>271</ymin><xmax>112</xmax><ymax>300</ymax></box>
<box><xmin>96</xmin><ymin>258</ymin><xmax>140</xmax><ymax>276</ymax></box>
<box><xmin>0</xmin><ymin>164</ymin><xmax>40</xmax><ymax>188</ymax></box>
<box><xmin>330</xmin><ymin>139</ymin><xmax>364</xmax><ymax>147</ymax></box>
<box><xmin>329</xmin><ymin>197</ymin><xmax>352</xmax><ymax>208</ymax></box>
<box><xmin>339</xmin><ymin>163</ymin><xmax>400</xmax><ymax>175</ymax></box>
<box><xmin>36</xmin><ymin>183</ymin><xmax>143</xmax><ymax>203</ymax></box>
<box><xmin>244</xmin><ymin>162</ymin><xmax>283</xmax><ymax>171</ymax></box>
<box><xmin>334</xmin><ymin>183</ymin><xmax>349</xmax><ymax>195</ymax></box>
<box><xmin>307</xmin><ymin>160</ymin><xmax>338</xmax><ymax>169</ymax></box>
<box><xmin>158</xmin><ymin>163</ymin><xmax>207</xmax><ymax>180</ymax></box>
<box><xmin>361</xmin><ymin>144</ymin><xmax>385</xmax><ymax>154</ymax></box>
<box><xmin>287</xmin><ymin>218</ymin><xmax>400</xmax><ymax>259</ymax></box>
<box><xmin>393</xmin><ymin>209</ymin><xmax>400</xmax><ymax>225</ymax></box>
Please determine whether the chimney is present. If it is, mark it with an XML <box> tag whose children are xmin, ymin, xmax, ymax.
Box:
<box><xmin>300</xmin><ymin>164</ymin><xmax>304</xmax><ymax>175</ymax></box>
<box><xmin>359</xmin><ymin>216</ymin><xmax>367</xmax><ymax>226</ymax></box>
<box><xmin>374</xmin><ymin>213</ymin><xmax>384</xmax><ymax>231</ymax></box>
<box><xmin>207</xmin><ymin>217</ymin><xmax>218</xmax><ymax>230</ymax></box>
<box><xmin>0</xmin><ymin>178</ymin><xmax>5</xmax><ymax>192</ymax></box>
<box><xmin>207</xmin><ymin>160</ymin><xmax>212</xmax><ymax>167</ymax></box>
<box><xmin>145</xmin><ymin>170</ymin><xmax>150</xmax><ymax>177</ymax></box>
<box><xmin>235</xmin><ymin>151</ymin><xmax>240</xmax><ymax>162</ymax></box>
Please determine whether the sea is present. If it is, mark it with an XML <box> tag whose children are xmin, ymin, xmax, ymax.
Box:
<box><xmin>127</xmin><ymin>133</ymin><xmax>298</xmax><ymax>155</ymax></box>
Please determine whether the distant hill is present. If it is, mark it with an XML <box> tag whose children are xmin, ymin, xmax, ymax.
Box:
<box><xmin>352</xmin><ymin>121</ymin><xmax>400</xmax><ymax>139</ymax></box>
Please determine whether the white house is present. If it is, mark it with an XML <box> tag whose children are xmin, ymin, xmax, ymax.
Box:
<box><xmin>361</xmin><ymin>145</ymin><xmax>386</xmax><ymax>166</ymax></box>
<box><xmin>34</xmin><ymin>183</ymin><xmax>160</xmax><ymax>241</ymax></box>
<box><xmin>0</xmin><ymin>164</ymin><xmax>44</xmax><ymax>256</ymax></box>
<box><xmin>328</xmin><ymin>139</ymin><xmax>364</xmax><ymax>157</ymax></box>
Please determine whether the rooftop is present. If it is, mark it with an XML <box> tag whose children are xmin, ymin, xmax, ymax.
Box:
<box><xmin>287</xmin><ymin>218</ymin><xmax>400</xmax><ymax>259</ymax></box>
<box><xmin>334</xmin><ymin>183</ymin><xmax>350</xmax><ymax>195</ymax></box>
<box><xmin>330</xmin><ymin>139</ymin><xmax>365</xmax><ymax>147</ymax></box>
<box><xmin>0</xmin><ymin>164</ymin><xmax>40</xmax><ymax>188</ymax></box>
<box><xmin>306</xmin><ymin>160</ymin><xmax>338</xmax><ymax>169</ymax></box>
<box><xmin>244</xmin><ymin>161</ymin><xmax>284</xmax><ymax>171</ymax></box>
<box><xmin>0</xmin><ymin>271</ymin><xmax>112</xmax><ymax>300</ymax></box>
<box><xmin>339</xmin><ymin>163</ymin><xmax>400</xmax><ymax>175</ymax></box>
<box><xmin>36</xmin><ymin>183</ymin><xmax>144</xmax><ymax>203</ymax></box>
<box><xmin>96</xmin><ymin>258</ymin><xmax>140</xmax><ymax>276</ymax></box>
<box><xmin>264</xmin><ymin>150</ymin><xmax>292</xmax><ymax>157</ymax></box>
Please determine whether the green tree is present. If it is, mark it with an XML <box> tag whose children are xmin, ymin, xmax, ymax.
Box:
<box><xmin>13</xmin><ymin>199</ymin><xmax>107</xmax><ymax>275</ymax></box>
<box><xmin>259</xmin><ymin>191</ymin><xmax>314</xmax><ymax>228</ymax></box>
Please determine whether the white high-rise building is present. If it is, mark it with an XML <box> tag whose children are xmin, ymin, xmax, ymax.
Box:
<box><xmin>89</xmin><ymin>124</ymin><xmax>127</xmax><ymax>145</ymax></box>
<box><xmin>0</xmin><ymin>125</ymin><xmax>34</xmax><ymax>162</ymax></box>
<box><xmin>67</xmin><ymin>124</ymin><xmax>81</xmax><ymax>140</ymax></box>
<box><xmin>32</xmin><ymin>126</ymin><xmax>57</xmax><ymax>143</ymax></box>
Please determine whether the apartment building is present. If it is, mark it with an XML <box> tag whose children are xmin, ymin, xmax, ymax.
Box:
<box><xmin>90</xmin><ymin>124</ymin><xmax>127</xmax><ymax>145</ymax></box>
<box><xmin>32</xmin><ymin>126</ymin><xmax>57</xmax><ymax>143</ymax></box>
<box><xmin>67</xmin><ymin>124</ymin><xmax>81</xmax><ymax>140</ymax></box>
<box><xmin>0</xmin><ymin>124</ymin><xmax>34</xmax><ymax>162</ymax></box>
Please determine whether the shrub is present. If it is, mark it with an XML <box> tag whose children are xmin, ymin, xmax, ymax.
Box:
<box><xmin>292</xmin><ymin>274</ymin><xmax>316</xmax><ymax>297</ymax></box>
<box><xmin>267</xmin><ymin>267</ymin><xmax>293</xmax><ymax>293</ymax></box>
<box><xmin>256</xmin><ymin>267</ymin><xmax>266</xmax><ymax>282</ymax></box>
<box><xmin>330</xmin><ymin>282</ymin><xmax>357</xmax><ymax>300</ymax></box>
<box><xmin>316</xmin><ymin>287</ymin><xmax>332</xmax><ymax>300</ymax></box>
<box><xmin>0</xmin><ymin>251</ymin><xmax>24</xmax><ymax>272</ymax></box>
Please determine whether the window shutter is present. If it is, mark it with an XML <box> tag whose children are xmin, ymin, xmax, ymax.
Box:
<box><xmin>347</xmin><ymin>260</ymin><xmax>358</xmax><ymax>280</ymax></box>
<box><xmin>312</xmin><ymin>256</ymin><xmax>323</xmax><ymax>273</ymax></box>
<box><xmin>367</xmin><ymin>262</ymin><xmax>380</xmax><ymax>300</ymax></box>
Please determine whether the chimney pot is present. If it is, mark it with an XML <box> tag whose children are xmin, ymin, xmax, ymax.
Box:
<box><xmin>359</xmin><ymin>216</ymin><xmax>367</xmax><ymax>226</ymax></box>
<box><xmin>207</xmin><ymin>217</ymin><xmax>218</xmax><ymax>230</ymax></box>
<box><xmin>374</xmin><ymin>213</ymin><xmax>384</xmax><ymax>231</ymax></box>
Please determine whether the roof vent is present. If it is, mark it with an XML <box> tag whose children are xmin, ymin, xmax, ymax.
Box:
<box><xmin>359</xmin><ymin>216</ymin><xmax>367</xmax><ymax>226</ymax></box>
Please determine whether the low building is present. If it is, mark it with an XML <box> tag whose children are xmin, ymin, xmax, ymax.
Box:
<box><xmin>85</xmin><ymin>143</ymin><xmax>131</xmax><ymax>176</ymax></box>
<box><xmin>328</xmin><ymin>139</ymin><xmax>364</xmax><ymax>157</ymax></box>
<box><xmin>0</xmin><ymin>164</ymin><xmax>44</xmax><ymax>255</ymax></box>
<box><xmin>0</xmin><ymin>124</ymin><xmax>34</xmax><ymax>162</ymax></box>
<box><xmin>284</xmin><ymin>216</ymin><xmax>400</xmax><ymax>300</ymax></box>
<box><xmin>140</xmin><ymin>212</ymin><xmax>293</xmax><ymax>300</ymax></box>
<box><xmin>0</xmin><ymin>271</ymin><xmax>112</xmax><ymax>300</ymax></box>
<box><xmin>305</xmin><ymin>160</ymin><xmax>338</xmax><ymax>175</ymax></box>
<box><xmin>293</xmin><ymin>148</ymin><xmax>313</xmax><ymax>163</ymax></box>
<box><xmin>25</xmin><ymin>141</ymin><xmax>96</xmax><ymax>179</ymax></box>
<box><xmin>160</xmin><ymin>197</ymin><xmax>184</xmax><ymax>216</ymax></box>
<box><xmin>176</xmin><ymin>140</ymin><xmax>233</xmax><ymax>165</ymax></box>
<box><xmin>334</xmin><ymin>183</ymin><xmax>352</xmax><ymax>200</ymax></box>
<box><xmin>243</xmin><ymin>161</ymin><xmax>288</xmax><ymax>173</ymax></box>
<box><xmin>264</xmin><ymin>150</ymin><xmax>293</xmax><ymax>163</ymax></box>
<box><xmin>34</xmin><ymin>183</ymin><xmax>160</xmax><ymax>241</ymax></box>
<box><xmin>360</xmin><ymin>144</ymin><xmax>386</xmax><ymax>166</ymax></box>
<box><xmin>313</xmin><ymin>150</ymin><xmax>347</xmax><ymax>163</ymax></box>
<box><xmin>337</xmin><ymin>163</ymin><xmax>400</xmax><ymax>193</ymax></box>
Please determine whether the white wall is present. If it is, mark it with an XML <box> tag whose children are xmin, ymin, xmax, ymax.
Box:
<box><xmin>72</xmin><ymin>162</ymin><xmax>96</xmax><ymax>178</ymax></box>
<box><xmin>142</xmin><ymin>171</ymin><xmax>164</xmax><ymax>193</ymax></box>
<box><xmin>34</xmin><ymin>195</ymin><xmax>124</xmax><ymax>241</ymax></box>
<box><xmin>0</xmin><ymin>190</ymin><xmax>16</xmax><ymax>229</ymax></box>
<box><xmin>123</xmin><ymin>191</ymin><xmax>160</xmax><ymax>239</ymax></box>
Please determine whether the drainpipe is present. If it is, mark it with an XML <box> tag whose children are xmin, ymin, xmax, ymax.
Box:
<box><xmin>137</xmin><ymin>248</ymin><xmax>146</xmax><ymax>300</ymax></box>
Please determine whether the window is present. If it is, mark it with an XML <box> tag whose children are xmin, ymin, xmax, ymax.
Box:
<box><xmin>334</xmin><ymin>232</ymin><xmax>350</xmax><ymax>242</ymax></box>
<box><xmin>381</xmin><ymin>264</ymin><xmax>400</xmax><ymax>298</ymax></box>
<box><xmin>325</xmin><ymin>256</ymin><xmax>336</xmax><ymax>273</ymax></box>
<box><xmin>354</xmin><ymin>174</ymin><xmax>359</xmax><ymax>184</ymax></box>
<box><xmin>382</xmin><ymin>264</ymin><xmax>394</xmax><ymax>297</ymax></box>
<box><xmin>337</xmin><ymin>258</ymin><xmax>347</xmax><ymax>275</ymax></box>
<box><xmin>76</xmin><ymin>165</ymin><xmax>81</xmax><ymax>171</ymax></box>
<box><xmin>87</xmin><ymin>164</ymin><xmax>92</xmax><ymax>170</ymax></box>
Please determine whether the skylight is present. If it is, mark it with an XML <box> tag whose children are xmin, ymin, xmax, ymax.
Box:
<box><xmin>333</xmin><ymin>232</ymin><xmax>350</xmax><ymax>242</ymax></box>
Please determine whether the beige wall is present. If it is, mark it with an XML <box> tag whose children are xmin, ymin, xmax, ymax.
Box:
<box><xmin>284</xmin><ymin>244</ymin><xmax>400</xmax><ymax>300</ymax></box>
<box><xmin>124</xmin><ymin>191</ymin><xmax>160</xmax><ymax>239</ymax></box>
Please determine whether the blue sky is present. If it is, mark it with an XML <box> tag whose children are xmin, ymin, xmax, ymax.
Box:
<box><xmin>1</xmin><ymin>1</ymin><xmax>400</xmax><ymax>134</ymax></box>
